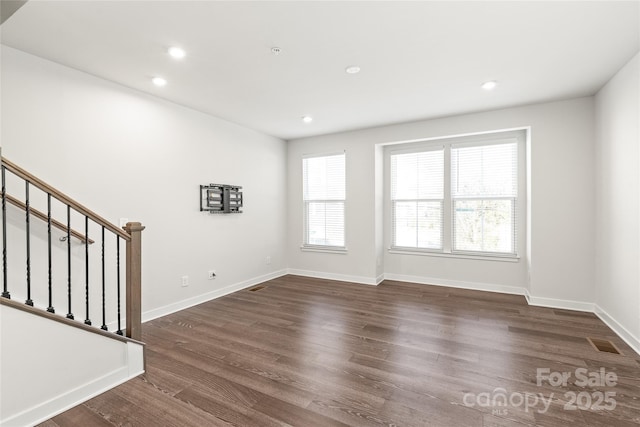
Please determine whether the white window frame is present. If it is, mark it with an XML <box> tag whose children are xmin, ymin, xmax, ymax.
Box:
<box><xmin>390</xmin><ymin>145</ymin><xmax>445</xmax><ymax>252</ymax></box>
<box><xmin>302</xmin><ymin>152</ymin><xmax>347</xmax><ymax>253</ymax></box>
<box><xmin>450</xmin><ymin>138</ymin><xmax>518</xmax><ymax>257</ymax></box>
<box><xmin>387</xmin><ymin>130</ymin><xmax>525</xmax><ymax>260</ymax></box>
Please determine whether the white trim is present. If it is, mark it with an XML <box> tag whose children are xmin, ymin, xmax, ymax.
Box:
<box><xmin>375</xmin><ymin>274</ymin><xmax>385</xmax><ymax>285</ymax></box>
<box><xmin>382</xmin><ymin>273</ymin><xmax>527</xmax><ymax>296</ymax></box>
<box><xmin>127</xmin><ymin>342</ymin><xmax>145</xmax><ymax>377</ymax></box>
<box><xmin>287</xmin><ymin>268</ymin><xmax>379</xmax><ymax>286</ymax></box>
<box><xmin>594</xmin><ymin>304</ymin><xmax>640</xmax><ymax>356</ymax></box>
<box><xmin>524</xmin><ymin>291</ymin><xmax>596</xmax><ymax>312</ymax></box>
<box><xmin>450</xmin><ymin>136</ymin><xmax>518</xmax><ymax>149</ymax></box>
<box><xmin>1</xmin><ymin>364</ymin><xmax>143</xmax><ymax>427</ymax></box>
<box><xmin>388</xmin><ymin>249</ymin><xmax>520</xmax><ymax>262</ymax></box>
<box><xmin>302</xmin><ymin>150</ymin><xmax>346</xmax><ymax>159</ymax></box>
<box><xmin>388</xmin><ymin>143</ymin><xmax>444</xmax><ymax>155</ymax></box>
<box><xmin>300</xmin><ymin>245</ymin><xmax>348</xmax><ymax>254</ymax></box>
<box><xmin>141</xmin><ymin>269</ymin><xmax>288</xmax><ymax>322</ymax></box>
<box><xmin>382</xmin><ymin>126</ymin><xmax>530</xmax><ymax>148</ymax></box>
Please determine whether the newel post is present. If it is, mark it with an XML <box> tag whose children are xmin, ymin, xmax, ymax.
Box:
<box><xmin>124</xmin><ymin>222</ymin><xmax>145</xmax><ymax>341</ymax></box>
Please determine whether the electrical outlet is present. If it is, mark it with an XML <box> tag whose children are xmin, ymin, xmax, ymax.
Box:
<box><xmin>181</xmin><ymin>275</ymin><xmax>189</xmax><ymax>287</ymax></box>
<box><xmin>265</xmin><ymin>256</ymin><xmax>271</xmax><ymax>265</ymax></box>
<box><xmin>208</xmin><ymin>270</ymin><xmax>216</xmax><ymax>280</ymax></box>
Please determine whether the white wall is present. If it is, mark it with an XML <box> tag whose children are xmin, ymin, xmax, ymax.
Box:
<box><xmin>288</xmin><ymin>97</ymin><xmax>596</xmax><ymax>303</ymax></box>
<box><xmin>288</xmin><ymin>134</ymin><xmax>379</xmax><ymax>283</ymax></box>
<box><xmin>0</xmin><ymin>46</ymin><xmax>288</xmax><ymax>321</ymax></box>
<box><xmin>595</xmin><ymin>52</ymin><xmax>640</xmax><ymax>349</ymax></box>
<box><xmin>0</xmin><ymin>304</ymin><xmax>144</xmax><ymax>426</ymax></box>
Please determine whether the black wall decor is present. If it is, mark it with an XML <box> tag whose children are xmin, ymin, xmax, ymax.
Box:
<box><xmin>200</xmin><ymin>184</ymin><xmax>243</xmax><ymax>214</ymax></box>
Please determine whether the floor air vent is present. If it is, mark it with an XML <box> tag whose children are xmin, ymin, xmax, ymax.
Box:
<box><xmin>249</xmin><ymin>285</ymin><xmax>266</xmax><ymax>292</ymax></box>
<box><xmin>587</xmin><ymin>337</ymin><xmax>621</xmax><ymax>355</ymax></box>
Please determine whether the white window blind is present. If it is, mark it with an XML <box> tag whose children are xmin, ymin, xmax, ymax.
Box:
<box><xmin>303</xmin><ymin>153</ymin><xmax>346</xmax><ymax>248</ymax></box>
<box><xmin>391</xmin><ymin>149</ymin><xmax>444</xmax><ymax>250</ymax></box>
<box><xmin>451</xmin><ymin>141</ymin><xmax>518</xmax><ymax>255</ymax></box>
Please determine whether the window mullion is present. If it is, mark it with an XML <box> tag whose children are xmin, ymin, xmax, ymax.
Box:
<box><xmin>512</xmin><ymin>197</ymin><xmax>516</xmax><ymax>253</ymax></box>
<box><xmin>481</xmin><ymin>201</ymin><xmax>485</xmax><ymax>252</ymax></box>
<box><xmin>415</xmin><ymin>201</ymin><xmax>419</xmax><ymax>248</ymax></box>
<box><xmin>443</xmin><ymin>145</ymin><xmax>452</xmax><ymax>253</ymax></box>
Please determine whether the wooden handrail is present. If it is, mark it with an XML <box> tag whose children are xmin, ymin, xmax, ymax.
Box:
<box><xmin>5</xmin><ymin>194</ymin><xmax>94</xmax><ymax>244</ymax></box>
<box><xmin>1</xmin><ymin>157</ymin><xmax>145</xmax><ymax>346</ymax></box>
<box><xmin>2</xmin><ymin>157</ymin><xmax>130</xmax><ymax>241</ymax></box>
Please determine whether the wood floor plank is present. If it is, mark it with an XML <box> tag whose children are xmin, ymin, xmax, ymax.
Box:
<box><xmin>305</xmin><ymin>398</ymin><xmax>398</xmax><ymax>427</ymax></box>
<box><xmin>253</xmin><ymin>393</ymin><xmax>352</xmax><ymax>427</ymax></box>
<box><xmin>83</xmin><ymin>386</ymin><xmax>184</xmax><ymax>427</ymax></box>
<box><xmin>379</xmin><ymin>398</ymin><xmax>484</xmax><ymax>427</ymax></box>
<box><xmin>112</xmin><ymin>376</ymin><xmax>232</xmax><ymax>427</ymax></box>
<box><xmin>174</xmin><ymin>384</ymin><xmax>291</xmax><ymax>427</ymax></box>
<box><xmin>39</xmin><ymin>275</ymin><xmax>640</xmax><ymax>427</ymax></box>
<box><xmin>48</xmin><ymin>403</ymin><xmax>113</xmax><ymax>427</ymax></box>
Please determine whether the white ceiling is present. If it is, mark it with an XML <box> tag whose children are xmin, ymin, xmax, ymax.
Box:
<box><xmin>1</xmin><ymin>1</ymin><xmax>639</xmax><ymax>140</ymax></box>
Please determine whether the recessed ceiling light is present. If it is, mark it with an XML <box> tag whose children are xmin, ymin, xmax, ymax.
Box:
<box><xmin>302</xmin><ymin>116</ymin><xmax>313</xmax><ymax>123</ymax></box>
<box><xmin>152</xmin><ymin>76</ymin><xmax>167</xmax><ymax>87</ymax></box>
<box><xmin>345</xmin><ymin>65</ymin><xmax>361</xmax><ymax>74</ymax></box>
<box><xmin>168</xmin><ymin>46</ymin><xmax>186</xmax><ymax>59</ymax></box>
<box><xmin>481</xmin><ymin>80</ymin><xmax>498</xmax><ymax>90</ymax></box>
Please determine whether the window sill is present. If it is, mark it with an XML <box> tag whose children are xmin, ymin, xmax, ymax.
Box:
<box><xmin>301</xmin><ymin>245</ymin><xmax>348</xmax><ymax>254</ymax></box>
<box><xmin>388</xmin><ymin>248</ymin><xmax>520</xmax><ymax>262</ymax></box>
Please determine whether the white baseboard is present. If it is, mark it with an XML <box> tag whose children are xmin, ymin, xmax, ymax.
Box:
<box><xmin>287</xmin><ymin>268</ymin><xmax>379</xmax><ymax>286</ymax></box>
<box><xmin>524</xmin><ymin>291</ymin><xmax>596</xmax><ymax>312</ymax></box>
<box><xmin>141</xmin><ymin>269</ymin><xmax>289</xmax><ymax>323</ymax></box>
<box><xmin>382</xmin><ymin>273</ymin><xmax>528</xmax><ymax>296</ymax></box>
<box><xmin>594</xmin><ymin>304</ymin><xmax>640</xmax><ymax>356</ymax></box>
<box><xmin>1</xmin><ymin>365</ymin><xmax>143</xmax><ymax>427</ymax></box>
<box><xmin>127</xmin><ymin>341</ymin><xmax>145</xmax><ymax>376</ymax></box>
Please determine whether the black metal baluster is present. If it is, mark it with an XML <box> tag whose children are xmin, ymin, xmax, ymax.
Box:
<box><xmin>84</xmin><ymin>216</ymin><xmax>91</xmax><ymax>325</ymax></box>
<box><xmin>1</xmin><ymin>166</ymin><xmax>9</xmax><ymax>299</ymax></box>
<box><xmin>66</xmin><ymin>205</ymin><xmax>73</xmax><ymax>319</ymax></box>
<box><xmin>47</xmin><ymin>194</ymin><xmax>54</xmax><ymax>313</ymax></box>
<box><xmin>101</xmin><ymin>226</ymin><xmax>107</xmax><ymax>330</ymax></box>
<box><xmin>25</xmin><ymin>182</ymin><xmax>33</xmax><ymax>306</ymax></box>
<box><xmin>116</xmin><ymin>235</ymin><xmax>122</xmax><ymax>335</ymax></box>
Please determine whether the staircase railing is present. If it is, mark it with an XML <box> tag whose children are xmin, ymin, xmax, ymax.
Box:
<box><xmin>0</xmin><ymin>157</ymin><xmax>144</xmax><ymax>340</ymax></box>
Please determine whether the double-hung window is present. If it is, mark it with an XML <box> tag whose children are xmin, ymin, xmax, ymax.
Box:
<box><xmin>303</xmin><ymin>153</ymin><xmax>346</xmax><ymax>249</ymax></box>
<box><xmin>390</xmin><ymin>131</ymin><xmax>521</xmax><ymax>258</ymax></box>
<box><xmin>451</xmin><ymin>140</ymin><xmax>518</xmax><ymax>255</ymax></box>
<box><xmin>391</xmin><ymin>148</ymin><xmax>444</xmax><ymax>250</ymax></box>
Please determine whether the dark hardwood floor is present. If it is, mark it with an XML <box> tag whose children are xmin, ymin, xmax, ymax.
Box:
<box><xmin>40</xmin><ymin>275</ymin><xmax>640</xmax><ymax>426</ymax></box>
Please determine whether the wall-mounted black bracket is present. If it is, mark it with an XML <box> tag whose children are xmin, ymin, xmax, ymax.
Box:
<box><xmin>200</xmin><ymin>184</ymin><xmax>243</xmax><ymax>214</ymax></box>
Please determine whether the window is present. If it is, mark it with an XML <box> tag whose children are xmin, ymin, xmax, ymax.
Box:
<box><xmin>451</xmin><ymin>141</ymin><xmax>517</xmax><ymax>255</ymax></box>
<box><xmin>391</xmin><ymin>148</ymin><xmax>444</xmax><ymax>250</ymax></box>
<box><xmin>390</xmin><ymin>132</ymin><xmax>522</xmax><ymax>257</ymax></box>
<box><xmin>303</xmin><ymin>153</ymin><xmax>346</xmax><ymax>249</ymax></box>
